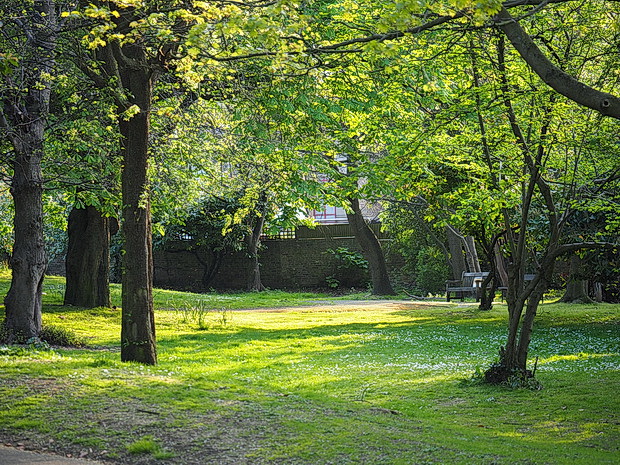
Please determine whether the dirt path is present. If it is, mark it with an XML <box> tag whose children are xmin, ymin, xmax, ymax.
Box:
<box><xmin>0</xmin><ymin>444</ymin><xmax>105</xmax><ymax>465</ymax></box>
<box><xmin>230</xmin><ymin>299</ymin><xmax>464</xmax><ymax>313</ymax></box>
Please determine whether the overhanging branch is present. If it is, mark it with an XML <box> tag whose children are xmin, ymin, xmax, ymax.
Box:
<box><xmin>493</xmin><ymin>7</ymin><xmax>620</xmax><ymax>119</ymax></box>
<box><xmin>548</xmin><ymin>241</ymin><xmax>619</xmax><ymax>262</ymax></box>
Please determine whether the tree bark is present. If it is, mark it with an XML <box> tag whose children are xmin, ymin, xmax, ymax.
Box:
<box><xmin>446</xmin><ymin>227</ymin><xmax>466</xmax><ymax>279</ymax></box>
<box><xmin>3</xmin><ymin>139</ymin><xmax>47</xmax><ymax>342</ymax></box>
<box><xmin>1</xmin><ymin>1</ymin><xmax>57</xmax><ymax>342</ymax></box>
<box><xmin>118</xmin><ymin>46</ymin><xmax>157</xmax><ymax>365</ymax></box>
<box><xmin>478</xmin><ymin>273</ymin><xmax>497</xmax><ymax>311</ymax></box>
<box><xmin>346</xmin><ymin>198</ymin><xmax>396</xmax><ymax>295</ymax></box>
<box><xmin>64</xmin><ymin>206</ymin><xmax>115</xmax><ymax>308</ymax></box>
<box><xmin>246</xmin><ymin>207</ymin><xmax>266</xmax><ymax>292</ymax></box>
<box><xmin>559</xmin><ymin>255</ymin><xmax>593</xmax><ymax>304</ymax></box>
<box><xmin>464</xmin><ymin>236</ymin><xmax>481</xmax><ymax>273</ymax></box>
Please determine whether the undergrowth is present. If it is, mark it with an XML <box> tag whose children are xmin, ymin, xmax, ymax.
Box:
<box><xmin>39</xmin><ymin>325</ymin><xmax>86</xmax><ymax>347</ymax></box>
<box><xmin>0</xmin><ymin>324</ymin><xmax>85</xmax><ymax>347</ymax></box>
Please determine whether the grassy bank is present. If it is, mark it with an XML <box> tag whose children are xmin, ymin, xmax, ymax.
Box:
<box><xmin>1</xmin><ymin>274</ymin><xmax>619</xmax><ymax>464</ymax></box>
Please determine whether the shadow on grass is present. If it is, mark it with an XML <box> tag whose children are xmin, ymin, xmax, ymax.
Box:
<box><xmin>2</xmin><ymin>306</ymin><xmax>619</xmax><ymax>465</ymax></box>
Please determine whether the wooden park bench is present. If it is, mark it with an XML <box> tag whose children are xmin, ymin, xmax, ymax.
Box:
<box><xmin>446</xmin><ymin>271</ymin><xmax>489</xmax><ymax>302</ymax></box>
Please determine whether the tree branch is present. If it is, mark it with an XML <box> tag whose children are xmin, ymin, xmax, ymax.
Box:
<box><xmin>548</xmin><ymin>241</ymin><xmax>619</xmax><ymax>262</ymax></box>
<box><xmin>493</xmin><ymin>7</ymin><xmax>620</xmax><ymax>119</ymax></box>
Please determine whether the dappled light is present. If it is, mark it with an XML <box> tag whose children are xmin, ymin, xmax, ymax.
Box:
<box><xmin>1</xmin><ymin>0</ymin><xmax>619</xmax><ymax>462</ymax></box>
<box><xmin>2</xmin><ymin>296</ymin><xmax>618</xmax><ymax>464</ymax></box>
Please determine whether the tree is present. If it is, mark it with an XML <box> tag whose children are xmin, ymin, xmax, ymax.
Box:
<box><xmin>149</xmin><ymin>84</ymin><xmax>315</xmax><ymax>293</ymax></box>
<box><xmin>486</xmin><ymin>24</ymin><xmax>618</xmax><ymax>381</ymax></box>
<box><xmin>0</xmin><ymin>0</ymin><xmax>60</xmax><ymax>342</ymax></box>
<box><xmin>69</xmin><ymin>0</ymin><xmax>316</xmax><ymax>361</ymax></box>
<box><xmin>242</xmin><ymin>66</ymin><xmax>400</xmax><ymax>295</ymax></box>
<box><xmin>430</xmin><ymin>31</ymin><xmax>617</xmax><ymax>382</ymax></box>
<box><xmin>304</xmin><ymin>0</ymin><xmax>620</xmax><ymax>121</ymax></box>
<box><xmin>45</xmin><ymin>58</ymin><xmax>121</xmax><ymax>308</ymax></box>
<box><xmin>346</xmin><ymin>197</ymin><xmax>395</xmax><ymax>295</ymax></box>
<box><xmin>72</xmin><ymin>3</ymin><xmax>184</xmax><ymax>363</ymax></box>
<box><xmin>64</xmin><ymin>206</ymin><xmax>118</xmax><ymax>307</ymax></box>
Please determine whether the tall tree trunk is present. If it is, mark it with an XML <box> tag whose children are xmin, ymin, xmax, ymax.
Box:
<box><xmin>464</xmin><ymin>236</ymin><xmax>481</xmax><ymax>272</ymax></box>
<box><xmin>347</xmin><ymin>198</ymin><xmax>396</xmax><ymax>295</ymax></box>
<box><xmin>446</xmin><ymin>227</ymin><xmax>466</xmax><ymax>279</ymax></box>
<box><xmin>559</xmin><ymin>255</ymin><xmax>593</xmax><ymax>304</ymax></box>
<box><xmin>64</xmin><ymin>206</ymin><xmax>114</xmax><ymax>308</ymax></box>
<box><xmin>4</xmin><ymin>142</ymin><xmax>47</xmax><ymax>342</ymax></box>
<box><xmin>118</xmin><ymin>49</ymin><xmax>156</xmax><ymax>365</ymax></box>
<box><xmin>1</xmin><ymin>1</ymin><xmax>56</xmax><ymax>342</ymax></box>
<box><xmin>246</xmin><ymin>209</ymin><xmax>266</xmax><ymax>292</ymax></box>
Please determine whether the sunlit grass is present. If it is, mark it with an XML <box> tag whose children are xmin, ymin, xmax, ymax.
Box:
<box><xmin>0</xmin><ymin>273</ymin><xmax>618</xmax><ymax>464</ymax></box>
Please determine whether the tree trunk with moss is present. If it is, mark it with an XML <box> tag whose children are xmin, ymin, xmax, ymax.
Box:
<box><xmin>117</xmin><ymin>42</ymin><xmax>157</xmax><ymax>365</ymax></box>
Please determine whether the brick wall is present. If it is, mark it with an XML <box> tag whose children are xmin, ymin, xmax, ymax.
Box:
<box><xmin>154</xmin><ymin>225</ymin><xmax>401</xmax><ymax>291</ymax></box>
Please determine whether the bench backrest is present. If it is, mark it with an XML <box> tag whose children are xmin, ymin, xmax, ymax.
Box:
<box><xmin>461</xmin><ymin>271</ymin><xmax>489</xmax><ymax>287</ymax></box>
<box><xmin>460</xmin><ymin>272</ymin><xmax>535</xmax><ymax>286</ymax></box>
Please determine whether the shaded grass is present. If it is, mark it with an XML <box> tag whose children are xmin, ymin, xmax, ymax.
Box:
<box><xmin>0</xmin><ymin>273</ymin><xmax>618</xmax><ymax>464</ymax></box>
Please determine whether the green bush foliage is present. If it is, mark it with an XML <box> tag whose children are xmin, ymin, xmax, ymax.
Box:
<box><xmin>39</xmin><ymin>324</ymin><xmax>86</xmax><ymax>347</ymax></box>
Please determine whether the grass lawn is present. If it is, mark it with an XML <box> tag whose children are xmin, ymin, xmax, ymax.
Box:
<box><xmin>0</xmin><ymin>273</ymin><xmax>619</xmax><ymax>464</ymax></box>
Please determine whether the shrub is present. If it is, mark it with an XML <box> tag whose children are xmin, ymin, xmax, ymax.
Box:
<box><xmin>324</xmin><ymin>247</ymin><xmax>370</xmax><ymax>289</ymax></box>
<box><xmin>39</xmin><ymin>324</ymin><xmax>86</xmax><ymax>347</ymax></box>
<box><xmin>414</xmin><ymin>246</ymin><xmax>449</xmax><ymax>295</ymax></box>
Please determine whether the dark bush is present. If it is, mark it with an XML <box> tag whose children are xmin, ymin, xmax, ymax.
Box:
<box><xmin>39</xmin><ymin>324</ymin><xmax>86</xmax><ymax>347</ymax></box>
